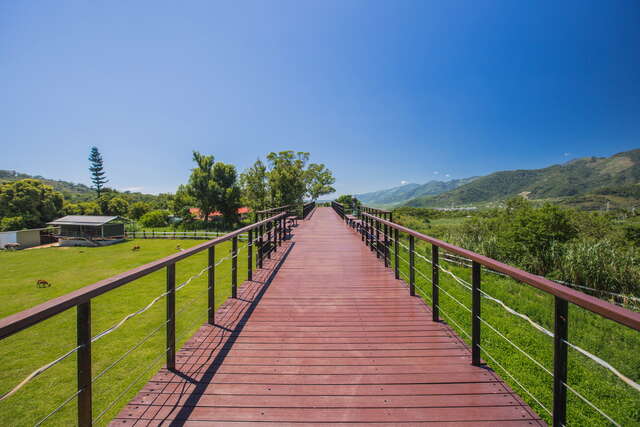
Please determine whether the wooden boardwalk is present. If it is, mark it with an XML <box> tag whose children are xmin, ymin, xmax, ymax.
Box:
<box><xmin>113</xmin><ymin>207</ymin><xmax>544</xmax><ymax>426</ymax></box>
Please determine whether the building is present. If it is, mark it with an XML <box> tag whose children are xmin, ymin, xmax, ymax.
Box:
<box><xmin>188</xmin><ymin>207</ymin><xmax>251</xmax><ymax>220</ymax></box>
<box><xmin>47</xmin><ymin>215</ymin><xmax>126</xmax><ymax>246</ymax></box>
<box><xmin>0</xmin><ymin>228</ymin><xmax>55</xmax><ymax>249</ymax></box>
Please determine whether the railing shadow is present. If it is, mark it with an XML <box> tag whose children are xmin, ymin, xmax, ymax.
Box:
<box><xmin>163</xmin><ymin>242</ymin><xmax>295</xmax><ymax>426</ymax></box>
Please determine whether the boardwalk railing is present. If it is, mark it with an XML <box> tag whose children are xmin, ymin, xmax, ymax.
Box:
<box><xmin>256</xmin><ymin>201</ymin><xmax>316</xmax><ymax>222</ymax></box>
<box><xmin>354</xmin><ymin>210</ymin><xmax>640</xmax><ymax>427</ymax></box>
<box><xmin>0</xmin><ymin>212</ymin><xmax>288</xmax><ymax>426</ymax></box>
<box><xmin>126</xmin><ymin>230</ymin><xmax>249</xmax><ymax>240</ymax></box>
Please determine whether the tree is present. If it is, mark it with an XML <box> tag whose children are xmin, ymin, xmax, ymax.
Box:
<box><xmin>187</xmin><ymin>152</ymin><xmax>217</xmax><ymax>225</ymax></box>
<box><xmin>139</xmin><ymin>210</ymin><xmax>170</xmax><ymax>228</ymax></box>
<box><xmin>0</xmin><ymin>179</ymin><xmax>64</xmax><ymax>228</ymax></box>
<box><xmin>212</xmin><ymin>162</ymin><xmax>242</xmax><ymax>226</ymax></box>
<box><xmin>129</xmin><ymin>202</ymin><xmax>151</xmax><ymax>220</ymax></box>
<box><xmin>240</xmin><ymin>159</ymin><xmax>269</xmax><ymax>219</ymax></box>
<box><xmin>107</xmin><ymin>197</ymin><xmax>129</xmax><ymax>216</ymax></box>
<box><xmin>306</xmin><ymin>163</ymin><xmax>336</xmax><ymax>201</ymax></box>
<box><xmin>0</xmin><ymin>216</ymin><xmax>26</xmax><ymax>231</ymax></box>
<box><xmin>335</xmin><ymin>194</ymin><xmax>360</xmax><ymax>212</ymax></box>
<box><xmin>88</xmin><ymin>147</ymin><xmax>108</xmax><ymax>197</ymax></box>
<box><xmin>267</xmin><ymin>151</ymin><xmax>309</xmax><ymax>207</ymax></box>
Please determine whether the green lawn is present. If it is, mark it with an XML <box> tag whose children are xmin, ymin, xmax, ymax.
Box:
<box><xmin>0</xmin><ymin>239</ymin><xmax>249</xmax><ymax>426</ymax></box>
<box><xmin>393</xmin><ymin>238</ymin><xmax>640</xmax><ymax>426</ymax></box>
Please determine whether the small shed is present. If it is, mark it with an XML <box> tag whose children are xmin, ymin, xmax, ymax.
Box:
<box><xmin>0</xmin><ymin>228</ymin><xmax>51</xmax><ymax>249</ymax></box>
<box><xmin>47</xmin><ymin>216</ymin><xmax>126</xmax><ymax>245</ymax></box>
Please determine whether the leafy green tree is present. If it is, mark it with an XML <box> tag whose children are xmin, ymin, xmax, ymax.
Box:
<box><xmin>78</xmin><ymin>202</ymin><xmax>101</xmax><ymax>215</ymax></box>
<box><xmin>187</xmin><ymin>151</ymin><xmax>217</xmax><ymax>225</ymax></box>
<box><xmin>240</xmin><ymin>159</ymin><xmax>269</xmax><ymax>219</ymax></box>
<box><xmin>139</xmin><ymin>210</ymin><xmax>170</xmax><ymax>228</ymax></box>
<box><xmin>212</xmin><ymin>162</ymin><xmax>242</xmax><ymax>226</ymax></box>
<box><xmin>88</xmin><ymin>146</ymin><xmax>108</xmax><ymax>197</ymax></box>
<box><xmin>0</xmin><ymin>179</ymin><xmax>64</xmax><ymax>228</ymax></box>
<box><xmin>0</xmin><ymin>216</ymin><xmax>26</xmax><ymax>231</ymax></box>
<box><xmin>107</xmin><ymin>197</ymin><xmax>129</xmax><ymax>216</ymax></box>
<box><xmin>267</xmin><ymin>151</ymin><xmax>309</xmax><ymax>206</ymax></box>
<box><xmin>169</xmin><ymin>185</ymin><xmax>195</xmax><ymax>220</ymax></box>
<box><xmin>128</xmin><ymin>202</ymin><xmax>151</xmax><ymax>220</ymax></box>
<box><xmin>306</xmin><ymin>163</ymin><xmax>336</xmax><ymax>201</ymax></box>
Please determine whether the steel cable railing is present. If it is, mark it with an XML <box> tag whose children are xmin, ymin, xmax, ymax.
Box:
<box><xmin>0</xmin><ymin>211</ymin><xmax>289</xmax><ymax>426</ymax></box>
<box><xmin>354</xmin><ymin>209</ymin><xmax>640</xmax><ymax>426</ymax></box>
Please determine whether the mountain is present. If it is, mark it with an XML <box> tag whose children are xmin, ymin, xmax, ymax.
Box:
<box><xmin>405</xmin><ymin>149</ymin><xmax>640</xmax><ymax>208</ymax></box>
<box><xmin>356</xmin><ymin>178</ymin><xmax>476</xmax><ymax>207</ymax></box>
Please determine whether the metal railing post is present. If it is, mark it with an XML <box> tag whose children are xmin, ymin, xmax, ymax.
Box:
<box><xmin>394</xmin><ymin>228</ymin><xmax>399</xmax><ymax>280</ymax></box>
<box><xmin>409</xmin><ymin>235</ymin><xmax>415</xmax><ymax>296</ymax></box>
<box><xmin>432</xmin><ymin>245</ymin><xmax>439</xmax><ymax>322</ymax></box>
<box><xmin>247</xmin><ymin>229</ymin><xmax>253</xmax><ymax>281</ymax></box>
<box><xmin>472</xmin><ymin>261</ymin><xmax>481</xmax><ymax>366</ymax></box>
<box><xmin>77</xmin><ymin>301</ymin><xmax>92</xmax><ymax>427</ymax></box>
<box><xmin>383</xmin><ymin>223</ymin><xmax>389</xmax><ymax>267</ymax></box>
<box><xmin>166</xmin><ymin>263</ymin><xmax>176</xmax><ymax>371</ymax></box>
<box><xmin>208</xmin><ymin>247</ymin><xmax>215</xmax><ymax>324</ymax></box>
<box><xmin>258</xmin><ymin>224</ymin><xmax>264</xmax><ymax>268</ymax></box>
<box><xmin>553</xmin><ymin>297</ymin><xmax>568</xmax><ymax>426</ymax></box>
<box><xmin>375</xmin><ymin>219</ymin><xmax>380</xmax><ymax>259</ymax></box>
<box><xmin>232</xmin><ymin>236</ymin><xmax>238</xmax><ymax>298</ymax></box>
<box><xmin>267</xmin><ymin>222</ymin><xmax>272</xmax><ymax>259</ymax></box>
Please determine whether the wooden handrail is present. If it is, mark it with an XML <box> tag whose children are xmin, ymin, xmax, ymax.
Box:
<box><xmin>0</xmin><ymin>212</ymin><xmax>288</xmax><ymax>340</ymax></box>
<box><xmin>361</xmin><ymin>212</ymin><xmax>640</xmax><ymax>331</ymax></box>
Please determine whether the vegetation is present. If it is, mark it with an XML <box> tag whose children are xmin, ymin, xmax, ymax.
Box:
<box><xmin>356</xmin><ymin>177</ymin><xmax>476</xmax><ymax>207</ymax></box>
<box><xmin>392</xmin><ymin>199</ymin><xmax>640</xmax><ymax>299</ymax></box>
<box><xmin>88</xmin><ymin>147</ymin><xmax>108</xmax><ymax>198</ymax></box>
<box><xmin>0</xmin><ymin>239</ymin><xmax>249</xmax><ymax>426</ymax></box>
<box><xmin>334</xmin><ymin>194</ymin><xmax>360</xmax><ymax>213</ymax></box>
<box><xmin>0</xmin><ymin>179</ymin><xmax>64</xmax><ymax>230</ymax></box>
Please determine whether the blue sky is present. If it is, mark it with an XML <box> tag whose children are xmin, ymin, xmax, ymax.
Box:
<box><xmin>1</xmin><ymin>0</ymin><xmax>639</xmax><ymax>195</ymax></box>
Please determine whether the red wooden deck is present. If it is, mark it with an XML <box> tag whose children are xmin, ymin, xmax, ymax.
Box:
<box><xmin>113</xmin><ymin>207</ymin><xmax>544</xmax><ymax>426</ymax></box>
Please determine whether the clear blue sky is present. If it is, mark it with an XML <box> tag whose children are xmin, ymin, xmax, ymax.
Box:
<box><xmin>1</xmin><ymin>1</ymin><xmax>639</xmax><ymax>195</ymax></box>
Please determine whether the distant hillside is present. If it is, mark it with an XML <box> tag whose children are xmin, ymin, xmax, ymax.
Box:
<box><xmin>405</xmin><ymin>149</ymin><xmax>640</xmax><ymax>208</ymax></box>
<box><xmin>357</xmin><ymin>178</ymin><xmax>476</xmax><ymax>207</ymax></box>
<box><xmin>0</xmin><ymin>170</ymin><xmax>96</xmax><ymax>202</ymax></box>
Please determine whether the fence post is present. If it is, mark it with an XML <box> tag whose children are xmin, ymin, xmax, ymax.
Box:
<box><xmin>267</xmin><ymin>223</ymin><xmax>272</xmax><ymax>259</ymax></box>
<box><xmin>553</xmin><ymin>297</ymin><xmax>568</xmax><ymax>426</ymax></box>
<box><xmin>166</xmin><ymin>263</ymin><xmax>176</xmax><ymax>371</ymax></box>
<box><xmin>375</xmin><ymin>219</ymin><xmax>380</xmax><ymax>259</ymax></box>
<box><xmin>258</xmin><ymin>224</ymin><xmax>264</xmax><ymax>269</ymax></box>
<box><xmin>208</xmin><ymin>246</ymin><xmax>215</xmax><ymax>325</ymax></box>
<box><xmin>247</xmin><ymin>229</ymin><xmax>253</xmax><ymax>281</ymax></box>
<box><xmin>232</xmin><ymin>236</ymin><xmax>238</xmax><ymax>298</ymax></box>
<box><xmin>432</xmin><ymin>245</ymin><xmax>439</xmax><ymax>322</ymax></box>
<box><xmin>77</xmin><ymin>301</ymin><xmax>92</xmax><ymax>427</ymax></box>
<box><xmin>394</xmin><ymin>228</ymin><xmax>399</xmax><ymax>280</ymax></box>
<box><xmin>472</xmin><ymin>261</ymin><xmax>481</xmax><ymax>366</ymax></box>
<box><xmin>409</xmin><ymin>235</ymin><xmax>415</xmax><ymax>296</ymax></box>
<box><xmin>383</xmin><ymin>223</ymin><xmax>389</xmax><ymax>268</ymax></box>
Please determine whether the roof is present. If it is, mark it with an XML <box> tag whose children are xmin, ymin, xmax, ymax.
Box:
<box><xmin>189</xmin><ymin>207</ymin><xmax>251</xmax><ymax>218</ymax></box>
<box><xmin>47</xmin><ymin>215</ymin><xmax>121</xmax><ymax>226</ymax></box>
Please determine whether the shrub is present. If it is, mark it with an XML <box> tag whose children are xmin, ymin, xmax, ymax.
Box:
<box><xmin>0</xmin><ymin>216</ymin><xmax>26</xmax><ymax>231</ymax></box>
<box><xmin>139</xmin><ymin>210</ymin><xmax>170</xmax><ymax>228</ymax></box>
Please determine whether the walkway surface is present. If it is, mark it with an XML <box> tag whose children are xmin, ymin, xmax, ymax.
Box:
<box><xmin>113</xmin><ymin>207</ymin><xmax>544</xmax><ymax>426</ymax></box>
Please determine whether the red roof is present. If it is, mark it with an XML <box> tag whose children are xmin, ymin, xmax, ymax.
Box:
<box><xmin>189</xmin><ymin>207</ymin><xmax>251</xmax><ymax>219</ymax></box>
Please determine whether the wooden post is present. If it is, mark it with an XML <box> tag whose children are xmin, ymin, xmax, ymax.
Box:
<box><xmin>208</xmin><ymin>246</ymin><xmax>215</xmax><ymax>325</ymax></box>
<box><xmin>553</xmin><ymin>297</ymin><xmax>568</xmax><ymax>426</ymax></box>
<box><xmin>409</xmin><ymin>235</ymin><xmax>415</xmax><ymax>296</ymax></box>
<box><xmin>232</xmin><ymin>236</ymin><xmax>238</xmax><ymax>298</ymax></box>
<box><xmin>77</xmin><ymin>301</ymin><xmax>92</xmax><ymax>427</ymax></box>
<box><xmin>472</xmin><ymin>261</ymin><xmax>481</xmax><ymax>366</ymax></box>
<box><xmin>432</xmin><ymin>245</ymin><xmax>439</xmax><ymax>322</ymax></box>
<box><xmin>166</xmin><ymin>263</ymin><xmax>176</xmax><ymax>371</ymax></box>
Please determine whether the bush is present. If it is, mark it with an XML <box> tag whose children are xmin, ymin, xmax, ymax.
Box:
<box><xmin>139</xmin><ymin>210</ymin><xmax>170</xmax><ymax>228</ymax></box>
<box><xmin>0</xmin><ymin>216</ymin><xmax>26</xmax><ymax>231</ymax></box>
<box><xmin>128</xmin><ymin>202</ymin><xmax>151</xmax><ymax>220</ymax></box>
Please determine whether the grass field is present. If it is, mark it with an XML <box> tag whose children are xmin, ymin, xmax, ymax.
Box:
<box><xmin>392</xmin><ymin>238</ymin><xmax>640</xmax><ymax>426</ymax></box>
<box><xmin>0</xmin><ymin>239</ymin><xmax>249</xmax><ymax>426</ymax></box>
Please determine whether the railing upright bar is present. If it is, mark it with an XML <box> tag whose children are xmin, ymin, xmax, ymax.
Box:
<box><xmin>232</xmin><ymin>236</ymin><xmax>238</xmax><ymax>298</ymax></box>
<box><xmin>472</xmin><ymin>261</ymin><xmax>481</xmax><ymax>366</ymax></box>
<box><xmin>267</xmin><ymin>223</ymin><xmax>272</xmax><ymax>259</ymax></box>
<box><xmin>166</xmin><ymin>263</ymin><xmax>176</xmax><ymax>371</ymax></box>
<box><xmin>394</xmin><ymin>228</ymin><xmax>399</xmax><ymax>280</ymax></box>
<box><xmin>375</xmin><ymin>219</ymin><xmax>381</xmax><ymax>259</ymax></box>
<box><xmin>553</xmin><ymin>297</ymin><xmax>568</xmax><ymax>426</ymax></box>
<box><xmin>77</xmin><ymin>301</ymin><xmax>92</xmax><ymax>427</ymax></box>
<box><xmin>208</xmin><ymin>247</ymin><xmax>215</xmax><ymax>325</ymax></box>
<box><xmin>383</xmin><ymin>222</ymin><xmax>389</xmax><ymax>268</ymax></box>
<box><xmin>247</xmin><ymin>229</ymin><xmax>253</xmax><ymax>281</ymax></box>
<box><xmin>409</xmin><ymin>235</ymin><xmax>415</xmax><ymax>296</ymax></box>
<box><xmin>258</xmin><ymin>224</ymin><xmax>264</xmax><ymax>269</ymax></box>
<box><xmin>432</xmin><ymin>245</ymin><xmax>439</xmax><ymax>322</ymax></box>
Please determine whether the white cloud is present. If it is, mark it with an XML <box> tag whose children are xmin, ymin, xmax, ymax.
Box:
<box><xmin>400</xmin><ymin>180</ymin><xmax>408</xmax><ymax>185</ymax></box>
<box><xmin>563</xmin><ymin>152</ymin><xmax>571</xmax><ymax>157</ymax></box>
<box><xmin>445</xmin><ymin>174</ymin><xmax>450</xmax><ymax>178</ymax></box>
<box><xmin>433</xmin><ymin>171</ymin><xmax>439</xmax><ymax>175</ymax></box>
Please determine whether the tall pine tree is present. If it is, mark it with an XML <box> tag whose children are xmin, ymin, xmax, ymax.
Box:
<box><xmin>88</xmin><ymin>146</ymin><xmax>108</xmax><ymax>198</ymax></box>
